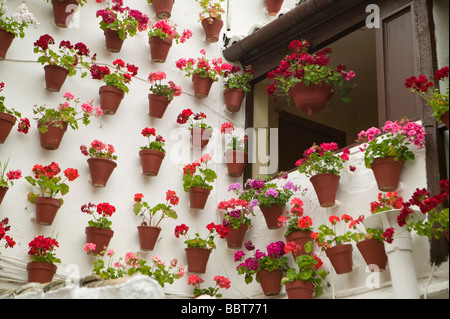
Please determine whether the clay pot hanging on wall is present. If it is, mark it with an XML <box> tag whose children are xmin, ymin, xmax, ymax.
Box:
<box><xmin>87</xmin><ymin>158</ymin><xmax>117</xmax><ymax>187</ymax></box>
<box><xmin>27</xmin><ymin>261</ymin><xmax>57</xmax><ymax>283</ymax></box>
<box><xmin>356</xmin><ymin>238</ymin><xmax>388</xmax><ymax>271</ymax></box>
<box><xmin>256</xmin><ymin>269</ymin><xmax>282</xmax><ymax>296</ymax></box>
<box><xmin>85</xmin><ymin>227</ymin><xmax>114</xmax><ymax>256</ymax></box>
<box><xmin>309</xmin><ymin>173</ymin><xmax>340</xmax><ymax>208</ymax></box>
<box><xmin>201</xmin><ymin>17</ymin><xmax>223</xmax><ymax>43</ymax></box>
<box><xmin>325</xmin><ymin>244</ymin><xmax>353</xmax><ymax>274</ymax></box>
<box><xmin>192</xmin><ymin>73</ymin><xmax>214</xmax><ymax>98</ymax></box>
<box><xmin>265</xmin><ymin>0</ymin><xmax>284</xmax><ymax>16</ymax></box>
<box><xmin>188</xmin><ymin>186</ymin><xmax>211</xmax><ymax>209</ymax></box>
<box><xmin>191</xmin><ymin>128</ymin><xmax>212</xmax><ymax>150</ymax></box>
<box><xmin>0</xmin><ymin>186</ymin><xmax>8</xmax><ymax>205</ymax></box>
<box><xmin>224</xmin><ymin>88</ymin><xmax>245</xmax><ymax>112</ymax></box>
<box><xmin>35</xmin><ymin>197</ymin><xmax>62</xmax><ymax>226</ymax></box>
<box><xmin>226</xmin><ymin>224</ymin><xmax>248</xmax><ymax>249</ymax></box>
<box><xmin>288</xmin><ymin>82</ymin><xmax>334</xmax><ymax>116</ymax></box>
<box><xmin>51</xmin><ymin>0</ymin><xmax>79</xmax><ymax>28</ymax></box>
<box><xmin>137</xmin><ymin>225</ymin><xmax>161</xmax><ymax>251</ymax></box>
<box><xmin>0</xmin><ymin>29</ymin><xmax>15</xmax><ymax>60</ymax></box>
<box><xmin>148</xmin><ymin>37</ymin><xmax>172</xmax><ymax>63</ymax></box>
<box><xmin>259</xmin><ymin>204</ymin><xmax>285</xmax><ymax>229</ymax></box>
<box><xmin>139</xmin><ymin>149</ymin><xmax>165</xmax><ymax>176</ymax></box>
<box><xmin>37</xmin><ymin>120</ymin><xmax>68</xmax><ymax>150</ymax></box>
<box><xmin>148</xmin><ymin>94</ymin><xmax>170</xmax><ymax>119</ymax></box>
<box><xmin>99</xmin><ymin>85</ymin><xmax>125</xmax><ymax>115</ymax></box>
<box><xmin>224</xmin><ymin>150</ymin><xmax>248</xmax><ymax>177</ymax></box>
<box><xmin>285</xmin><ymin>230</ymin><xmax>313</xmax><ymax>259</ymax></box>
<box><xmin>151</xmin><ymin>0</ymin><xmax>175</xmax><ymax>19</ymax></box>
<box><xmin>44</xmin><ymin>65</ymin><xmax>69</xmax><ymax>92</ymax></box>
<box><xmin>104</xmin><ymin>28</ymin><xmax>125</xmax><ymax>53</ymax></box>
<box><xmin>185</xmin><ymin>247</ymin><xmax>211</xmax><ymax>273</ymax></box>
<box><xmin>0</xmin><ymin>112</ymin><xmax>16</xmax><ymax>144</ymax></box>
<box><xmin>285</xmin><ymin>280</ymin><xmax>315</xmax><ymax>299</ymax></box>
<box><xmin>370</xmin><ymin>156</ymin><xmax>404</xmax><ymax>192</ymax></box>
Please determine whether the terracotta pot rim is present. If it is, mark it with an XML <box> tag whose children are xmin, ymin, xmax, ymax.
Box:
<box><xmin>189</xmin><ymin>186</ymin><xmax>212</xmax><ymax>194</ymax></box>
<box><xmin>137</xmin><ymin>225</ymin><xmax>161</xmax><ymax>230</ymax></box>
<box><xmin>99</xmin><ymin>85</ymin><xmax>125</xmax><ymax>97</ymax></box>
<box><xmin>35</xmin><ymin>196</ymin><xmax>62</xmax><ymax>207</ymax></box>
<box><xmin>26</xmin><ymin>261</ymin><xmax>58</xmax><ymax>271</ymax></box>
<box><xmin>87</xmin><ymin>157</ymin><xmax>118</xmax><ymax>167</ymax></box>
<box><xmin>85</xmin><ymin>226</ymin><xmax>114</xmax><ymax>236</ymax></box>
<box><xmin>44</xmin><ymin>64</ymin><xmax>70</xmax><ymax>74</ymax></box>
<box><xmin>139</xmin><ymin>149</ymin><xmax>166</xmax><ymax>157</ymax></box>
<box><xmin>0</xmin><ymin>112</ymin><xmax>17</xmax><ymax>123</ymax></box>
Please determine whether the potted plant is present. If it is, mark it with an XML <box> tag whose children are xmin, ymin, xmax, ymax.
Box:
<box><xmin>234</xmin><ymin>240</ymin><xmax>288</xmax><ymax>296</ymax></box>
<box><xmin>0</xmin><ymin>82</ymin><xmax>30</xmax><ymax>143</ymax></box>
<box><xmin>139</xmin><ymin>127</ymin><xmax>166</xmax><ymax>176</ymax></box>
<box><xmin>82</xmin><ymin>202</ymin><xmax>116</xmax><ymax>256</ymax></box>
<box><xmin>266</xmin><ymin>40</ymin><xmax>356</xmax><ymax>115</ymax></box>
<box><xmin>182</xmin><ymin>154</ymin><xmax>217</xmax><ymax>209</ymax></box>
<box><xmin>357</xmin><ymin>118</ymin><xmax>427</xmax><ymax>191</ymax></box>
<box><xmin>0</xmin><ymin>2</ymin><xmax>39</xmax><ymax>59</ymax></box>
<box><xmin>1</xmin><ymin>217</ymin><xmax>15</xmax><ymax>253</ymax></box>
<box><xmin>89</xmin><ymin>58</ymin><xmax>139</xmax><ymax>114</ymax></box>
<box><xmin>295</xmin><ymin>142</ymin><xmax>351</xmax><ymax>207</ymax></box>
<box><xmin>187</xmin><ymin>274</ymin><xmax>231</xmax><ymax>298</ymax></box>
<box><xmin>265</xmin><ymin>0</ymin><xmax>284</xmax><ymax>16</ymax></box>
<box><xmin>147</xmin><ymin>0</ymin><xmax>176</xmax><ymax>20</ymax></box>
<box><xmin>148</xmin><ymin>71</ymin><xmax>182</xmax><ymax>118</ymax></box>
<box><xmin>195</xmin><ymin>0</ymin><xmax>225</xmax><ymax>43</ymax></box>
<box><xmin>80</xmin><ymin>140</ymin><xmax>118</xmax><ymax>187</ymax></box>
<box><xmin>176</xmin><ymin>49</ymin><xmax>233</xmax><ymax>98</ymax></box>
<box><xmin>223</xmin><ymin>65</ymin><xmax>254</xmax><ymax>112</ymax></box>
<box><xmin>96</xmin><ymin>0</ymin><xmax>149</xmax><ymax>52</ymax></box>
<box><xmin>399</xmin><ymin>179</ymin><xmax>449</xmax><ymax>241</ymax></box>
<box><xmin>277</xmin><ymin>197</ymin><xmax>314</xmax><ymax>258</ymax></box>
<box><xmin>405</xmin><ymin>66</ymin><xmax>449</xmax><ymax>129</ymax></box>
<box><xmin>0</xmin><ymin>159</ymin><xmax>22</xmax><ymax>205</ymax></box>
<box><xmin>174</xmin><ymin>222</ymin><xmax>229</xmax><ymax>273</ymax></box>
<box><xmin>43</xmin><ymin>0</ymin><xmax>86</xmax><ymax>28</ymax></box>
<box><xmin>27</xmin><ymin>235</ymin><xmax>61</xmax><ymax>283</ymax></box>
<box><xmin>25</xmin><ymin>162</ymin><xmax>79</xmax><ymax>226</ymax></box>
<box><xmin>282</xmin><ymin>241</ymin><xmax>327</xmax><ymax>299</ymax></box>
<box><xmin>177</xmin><ymin>108</ymin><xmax>213</xmax><ymax>150</ymax></box>
<box><xmin>133</xmin><ymin>190</ymin><xmax>179</xmax><ymax>250</ymax></box>
<box><xmin>148</xmin><ymin>19</ymin><xmax>192</xmax><ymax>63</ymax></box>
<box><xmin>218</xmin><ymin>196</ymin><xmax>255</xmax><ymax>249</ymax></box>
<box><xmin>221</xmin><ymin>122</ymin><xmax>248</xmax><ymax>177</ymax></box>
<box><xmin>32</xmin><ymin>92</ymin><xmax>102</xmax><ymax>150</ymax></box>
<box><xmin>34</xmin><ymin>34</ymin><xmax>93</xmax><ymax>92</ymax></box>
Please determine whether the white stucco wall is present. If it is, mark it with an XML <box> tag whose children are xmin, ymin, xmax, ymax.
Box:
<box><xmin>0</xmin><ymin>0</ymin><xmax>448</xmax><ymax>299</ymax></box>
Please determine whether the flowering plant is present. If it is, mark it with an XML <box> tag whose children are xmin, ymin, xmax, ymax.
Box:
<box><xmin>148</xmin><ymin>71</ymin><xmax>182</xmax><ymax>102</ymax></box>
<box><xmin>34</xmin><ymin>34</ymin><xmax>92</xmax><ymax>77</ymax></box>
<box><xmin>177</xmin><ymin>108</ymin><xmax>212</xmax><ymax>132</ymax></box>
<box><xmin>33</xmin><ymin>92</ymin><xmax>102</xmax><ymax>134</ymax></box>
<box><xmin>148</xmin><ymin>19</ymin><xmax>192</xmax><ymax>44</ymax></box>
<box><xmin>25</xmin><ymin>162</ymin><xmax>79</xmax><ymax>203</ymax></box>
<box><xmin>80</xmin><ymin>140</ymin><xmax>118</xmax><ymax>161</ymax></box>
<box><xmin>277</xmin><ymin>197</ymin><xmax>313</xmax><ymax>237</ymax></box>
<box><xmin>218</xmin><ymin>197</ymin><xmax>255</xmax><ymax>230</ymax></box>
<box><xmin>234</xmin><ymin>240</ymin><xmax>288</xmax><ymax>284</ymax></box>
<box><xmin>405</xmin><ymin>66</ymin><xmax>449</xmax><ymax>122</ymax></box>
<box><xmin>89</xmin><ymin>249</ymin><xmax>185</xmax><ymax>287</ymax></box>
<box><xmin>370</xmin><ymin>191</ymin><xmax>404</xmax><ymax>214</ymax></box>
<box><xmin>81</xmin><ymin>202</ymin><xmax>116</xmax><ymax>229</ymax></box>
<box><xmin>140</xmin><ymin>127</ymin><xmax>166</xmax><ymax>153</ymax></box>
<box><xmin>295</xmin><ymin>142</ymin><xmax>350</xmax><ymax>178</ymax></box>
<box><xmin>174</xmin><ymin>222</ymin><xmax>229</xmax><ymax>250</ymax></box>
<box><xmin>1</xmin><ymin>218</ymin><xmax>15</xmax><ymax>253</ymax></box>
<box><xmin>28</xmin><ymin>235</ymin><xmax>60</xmax><ymax>264</ymax></box>
<box><xmin>96</xmin><ymin>0</ymin><xmax>149</xmax><ymax>40</ymax></box>
<box><xmin>188</xmin><ymin>274</ymin><xmax>231</xmax><ymax>298</ymax></box>
<box><xmin>223</xmin><ymin>65</ymin><xmax>254</xmax><ymax>93</ymax></box>
<box><xmin>0</xmin><ymin>159</ymin><xmax>21</xmax><ymax>189</ymax></box>
<box><xmin>0</xmin><ymin>82</ymin><xmax>30</xmax><ymax>134</ymax></box>
<box><xmin>0</xmin><ymin>2</ymin><xmax>39</xmax><ymax>38</ymax></box>
<box><xmin>312</xmin><ymin>214</ymin><xmax>359</xmax><ymax>250</ymax></box>
<box><xmin>266</xmin><ymin>40</ymin><xmax>356</xmax><ymax>102</ymax></box>
<box><xmin>176</xmin><ymin>49</ymin><xmax>233</xmax><ymax>81</ymax></box>
<box><xmin>133</xmin><ymin>190</ymin><xmax>178</xmax><ymax>227</ymax></box>
<box><xmin>221</xmin><ymin>122</ymin><xmax>247</xmax><ymax>152</ymax></box>
<box><xmin>357</xmin><ymin>118</ymin><xmax>427</xmax><ymax>168</ymax></box>
<box><xmin>195</xmin><ymin>0</ymin><xmax>225</xmax><ymax>22</ymax></box>
<box><xmin>90</xmin><ymin>58</ymin><xmax>139</xmax><ymax>93</ymax></box>
<box><xmin>282</xmin><ymin>241</ymin><xmax>327</xmax><ymax>296</ymax></box>
<box><xmin>43</xmin><ymin>0</ymin><xmax>87</xmax><ymax>6</ymax></box>
<box><xmin>182</xmin><ymin>154</ymin><xmax>217</xmax><ymax>192</ymax></box>
<box><xmin>399</xmin><ymin>179</ymin><xmax>449</xmax><ymax>239</ymax></box>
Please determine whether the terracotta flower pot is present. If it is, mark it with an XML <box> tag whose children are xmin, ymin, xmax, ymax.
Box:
<box><xmin>35</xmin><ymin>197</ymin><xmax>62</xmax><ymax>226</ymax></box>
<box><xmin>44</xmin><ymin>65</ymin><xmax>69</xmax><ymax>92</ymax></box>
<box><xmin>259</xmin><ymin>204</ymin><xmax>285</xmax><ymax>229</ymax></box>
<box><xmin>87</xmin><ymin>158</ymin><xmax>117</xmax><ymax>187</ymax></box>
<box><xmin>0</xmin><ymin>28</ymin><xmax>15</xmax><ymax>60</ymax></box>
<box><xmin>201</xmin><ymin>17</ymin><xmax>223</xmax><ymax>43</ymax></box>
<box><xmin>27</xmin><ymin>261</ymin><xmax>57</xmax><ymax>283</ymax></box>
<box><xmin>37</xmin><ymin>120</ymin><xmax>68</xmax><ymax>150</ymax></box>
<box><xmin>309</xmin><ymin>173</ymin><xmax>340</xmax><ymax>208</ymax></box>
<box><xmin>285</xmin><ymin>230</ymin><xmax>313</xmax><ymax>258</ymax></box>
<box><xmin>288</xmin><ymin>82</ymin><xmax>334</xmax><ymax>115</ymax></box>
<box><xmin>444</xmin><ymin>229</ymin><xmax>449</xmax><ymax>241</ymax></box>
<box><xmin>285</xmin><ymin>280</ymin><xmax>315</xmax><ymax>299</ymax></box>
<box><xmin>225</xmin><ymin>150</ymin><xmax>248</xmax><ymax>177</ymax></box>
<box><xmin>139</xmin><ymin>149</ymin><xmax>165</xmax><ymax>176</ymax></box>
<box><xmin>104</xmin><ymin>28</ymin><xmax>125</xmax><ymax>53</ymax></box>
<box><xmin>148</xmin><ymin>36</ymin><xmax>172</xmax><ymax>63</ymax></box>
<box><xmin>192</xmin><ymin>73</ymin><xmax>214</xmax><ymax>98</ymax></box>
<box><xmin>370</xmin><ymin>156</ymin><xmax>404</xmax><ymax>192</ymax></box>
<box><xmin>224</xmin><ymin>88</ymin><xmax>245</xmax><ymax>112</ymax></box>
<box><xmin>51</xmin><ymin>0</ymin><xmax>78</xmax><ymax>28</ymax></box>
<box><xmin>137</xmin><ymin>225</ymin><xmax>161</xmax><ymax>251</ymax></box>
<box><xmin>191</xmin><ymin>127</ymin><xmax>212</xmax><ymax>150</ymax></box>
<box><xmin>441</xmin><ymin>111</ymin><xmax>449</xmax><ymax>130</ymax></box>
<box><xmin>185</xmin><ymin>247</ymin><xmax>211</xmax><ymax>273</ymax></box>
<box><xmin>227</xmin><ymin>224</ymin><xmax>248</xmax><ymax>249</ymax></box>
<box><xmin>85</xmin><ymin>227</ymin><xmax>114</xmax><ymax>255</ymax></box>
<box><xmin>99</xmin><ymin>85</ymin><xmax>125</xmax><ymax>115</ymax></box>
<box><xmin>148</xmin><ymin>94</ymin><xmax>170</xmax><ymax>118</ymax></box>
<box><xmin>265</xmin><ymin>0</ymin><xmax>284</xmax><ymax>16</ymax></box>
<box><xmin>189</xmin><ymin>186</ymin><xmax>211</xmax><ymax>209</ymax></box>
<box><xmin>326</xmin><ymin>244</ymin><xmax>353</xmax><ymax>274</ymax></box>
<box><xmin>0</xmin><ymin>186</ymin><xmax>9</xmax><ymax>205</ymax></box>
<box><xmin>256</xmin><ymin>269</ymin><xmax>282</xmax><ymax>296</ymax></box>
<box><xmin>0</xmin><ymin>112</ymin><xmax>16</xmax><ymax>144</ymax></box>
<box><xmin>356</xmin><ymin>238</ymin><xmax>388</xmax><ymax>271</ymax></box>
<box><xmin>151</xmin><ymin>0</ymin><xmax>175</xmax><ymax>19</ymax></box>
